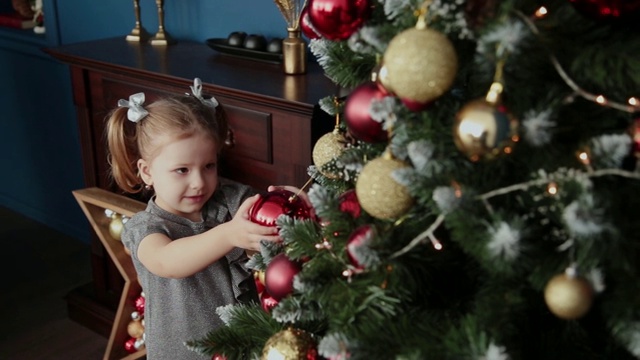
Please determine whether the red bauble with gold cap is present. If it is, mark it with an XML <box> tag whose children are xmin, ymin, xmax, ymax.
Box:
<box><xmin>265</xmin><ymin>253</ymin><xmax>302</xmax><ymax>301</ymax></box>
<box><xmin>344</xmin><ymin>82</ymin><xmax>389</xmax><ymax>143</ymax></box>
<box><xmin>307</xmin><ymin>0</ymin><xmax>371</xmax><ymax>40</ymax></box>
<box><xmin>249</xmin><ymin>190</ymin><xmax>312</xmax><ymax>227</ymax></box>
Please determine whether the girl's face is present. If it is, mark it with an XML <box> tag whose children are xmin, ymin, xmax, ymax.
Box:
<box><xmin>138</xmin><ymin>133</ymin><xmax>219</xmax><ymax>222</ymax></box>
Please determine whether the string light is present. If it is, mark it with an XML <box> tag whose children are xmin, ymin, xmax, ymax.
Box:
<box><xmin>547</xmin><ymin>182</ymin><xmax>558</xmax><ymax>195</ymax></box>
<box><xmin>428</xmin><ymin>233</ymin><xmax>443</xmax><ymax>250</ymax></box>
<box><xmin>516</xmin><ymin>10</ymin><xmax>640</xmax><ymax>114</ymax></box>
<box><xmin>534</xmin><ymin>6</ymin><xmax>548</xmax><ymax>18</ymax></box>
<box><xmin>578</xmin><ymin>151</ymin><xmax>590</xmax><ymax>165</ymax></box>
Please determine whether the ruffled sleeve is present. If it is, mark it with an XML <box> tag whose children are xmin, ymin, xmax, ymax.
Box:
<box><xmin>209</xmin><ymin>178</ymin><xmax>260</xmax><ymax>303</ymax></box>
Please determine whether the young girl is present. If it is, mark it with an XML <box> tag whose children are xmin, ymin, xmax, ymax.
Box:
<box><xmin>107</xmin><ymin>78</ymin><xmax>281</xmax><ymax>359</ymax></box>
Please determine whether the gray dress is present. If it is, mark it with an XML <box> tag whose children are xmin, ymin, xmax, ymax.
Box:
<box><xmin>122</xmin><ymin>179</ymin><xmax>259</xmax><ymax>359</ymax></box>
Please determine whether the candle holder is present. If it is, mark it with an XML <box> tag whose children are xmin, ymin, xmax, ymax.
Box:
<box><xmin>273</xmin><ymin>0</ymin><xmax>307</xmax><ymax>74</ymax></box>
<box><xmin>126</xmin><ymin>0</ymin><xmax>150</xmax><ymax>42</ymax></box>
<box><xmin>283</xmin><ymin>28</ymin><xmax>306</xmax><ymax>75</ymax></box>
<box><xmin>150</xmin><ymin>0</ymin><xmax>175</xmax><ymax>46</ymax></box>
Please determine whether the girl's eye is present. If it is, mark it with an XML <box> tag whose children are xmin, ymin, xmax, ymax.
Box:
<box><xmin>175</xmin><ymin>168</ymin><xmax>189</xmax><ymax>174</ymax></box>
<box><xmin>205</xmin><ymin>163</ymin><xmax>217</xmax><ymax>170</ymax></box>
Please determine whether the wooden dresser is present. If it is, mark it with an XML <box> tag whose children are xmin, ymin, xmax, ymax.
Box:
<box><xmin>46</xmin><ymin>37</ymin><xmax>336</xmax><ymax>344</ymax></box>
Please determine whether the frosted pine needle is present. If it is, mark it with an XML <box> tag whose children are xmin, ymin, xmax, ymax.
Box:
<box><xmin>522</xmin><ymin>109</ymin><xmax>556</xmax><ymax>146</ymax></box>
<box><xmin>318</xmin><ymin>332</ymin><xmax>352</xmax><ymax>360</ymax></box>
<box><xmin>480</xmin><ymin>342</ymin><xmax>510</xmax><ymax>360</ymax></box>
<box><xmin>591</xmin><ymin>133</ymin><xmax>632</xmax><ymax>167</ymax></box>
<box><xmin>432</xmin><ymin>186</ymin><xmax>460</xmax><ymax>214</ymax></box>
<box><xmin>562</xmin><ymin>195</ymin><xmax>606</xmax><ymax>237</ymax></box>
<box><xmin>487</xmin><ymin>221</ymin><xmax>521</xmax><ymax>261</ymax></box>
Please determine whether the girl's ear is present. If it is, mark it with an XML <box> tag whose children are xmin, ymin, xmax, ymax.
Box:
<box><xmin>138</xmin><ymin>159</ymin><xmax>152</xmax><ymax>185</ymax></box>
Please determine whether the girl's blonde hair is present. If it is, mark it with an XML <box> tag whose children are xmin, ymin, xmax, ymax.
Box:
<box><xmin>106</xmin><ymin>95</ymin><xmax>229</xmax><ymax>194</ymax></box>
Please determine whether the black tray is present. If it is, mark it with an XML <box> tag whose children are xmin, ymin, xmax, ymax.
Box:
<box><xmin>206</xmin><ymin>38</ymin><xmax>283</xmax><ymax>64</ymax></box>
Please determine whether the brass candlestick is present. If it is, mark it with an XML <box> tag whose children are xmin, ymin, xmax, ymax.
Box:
<box><xmin>283</xmin><ymin>28</ymin><xmax>306</xmax><ymax>75</ymax></box>
<box><xmin>150</xmin><ymin>0</ymin><xmax>175</xmax><ymax>45</ymax></box>
<box><xmin>274</xmin><ymin>0</ymin><xmax>308</xmax><ymax>74</ymax></box>
<box><xmin>126</xmin><ymin>0</ymin><xmax>150</xmax><ymax>42</ymax></box>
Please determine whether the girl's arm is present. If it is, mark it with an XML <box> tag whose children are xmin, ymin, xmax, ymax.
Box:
<box><xmin>136</xmin><ymin>194</ymin><xmax>279</xmax><ymax>278</ymax></box>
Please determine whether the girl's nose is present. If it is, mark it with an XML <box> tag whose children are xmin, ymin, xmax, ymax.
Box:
<box><xmin>190</xmin><ymin>172</ymin><xmax>205</xmax><ymax>189</ymax></box>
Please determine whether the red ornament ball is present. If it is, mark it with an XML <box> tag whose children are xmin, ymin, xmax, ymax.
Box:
<box><xmin>344</xmin><ymin>82</ymin><xmax>389</xmax><ymax>143</ymax></box>
<box><xmin>134</xmin><ymin>295</ymin><xmax>145</xmax><ymax>315</ymax></box>
<box><xmin>255</xmin><ymin>274</ymin><xmax>266</xmax><ymax>295</ymax></box>
<box><xmin>300</xmin><ymin>6</ymin><xmax>321</xmax><ymax>40</ymax></box>
<box><xmin>631</xmin><ymin>117</ymin><xmax>640</xmax><ymax>156</ymax></box>
<box><xmin>346</xmin><ymin>224</ymin><xmax>374</xmax><ymax>269</ymax></box>
<box><xmin>401</xmin><ymin>97</ymin><xmax>432</xmax><ymax>112</ymax></box>
<box><xmin>249</xmin><ymin>189</ymin><xmax>312</xmax><ymax>227</ymax></box>
<box><xmin>569</xmin><ymin>0</ymin><xmax>640</xmax><ymax>21</ymax></box>
<box><xmin>265</xmin><ymin>253</ymin><xmax>302</xmax><ymax>300</ymax></box>
<box><xmin>261</xmin><ymin>292</ymin><xmax>280</xmax><ymax>312</ymax></box>
<box><xmin>124</xmin><ymin>337</ymin><xmax>137</xmax><ymax>353</ymax></box>
<box><xmin>212</xmin><ymin>354</ymin><xmax>227</xmax><ymax>360</ymax></box>
<box><xmin>338</xmin><ymin>189</ymin><xmax>361</xmax><ymax>218</ymax></box>
<box><xmin>307</xmin><ymin>0</ymin><xmax>371</xmax><ymax>40</ymax></box>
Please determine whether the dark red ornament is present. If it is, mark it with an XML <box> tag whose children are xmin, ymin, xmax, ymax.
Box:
<box><xmin>568</xmin><ymin>0</ymin><xmax>640</xmax><ymax>21</ymax></box>
<box><xmin>249</xmin><ymin>190</ymin><xmax>312</xmax><ymax>227</ymax></box>
<box><xmin>344</xmin><ymin>82</ymin><xmax>389</xmax><ymax>143</ymax></box>
<box><xmin>261</xmin><ymin>292</ymin><xmax>280</xmax><ymax>312</ymax></box>
<box><xmin>124</xmin><ymin>337</ymin><xmax>137</xmax><ymax>353</ymax></box>
<box><xmin>212</xmin><ymin>354</ymin><xmax>227</xmax><ymax>360</ymax></box>
<box><xmin>134</xmin><ymin>295</ymin><xmax>145</xmax><ymax>315</ymax></box>
<box><xmin>300</xmin><ymin>6</ymin><xmax>321</xmax><ymax>40</ymax></box>
<box><xmin>265</xmin><ymin>253</ymin><xmax>302</xmax><ymax>300</ymax></box>
<box><xmin>338</xmin><ymin>189</ymin><xmax>361</xmax><ymax>218</ymax></box>
<box><xmin>307</xmin><ymin>0</ymin><xmax>371</xmax><ymax>40</ymax></box>
<box><xmin>631</xmin><ymin>117</ymin><xmax>640</xmax><ymax>156</ymax></box>
<box><xmin>346</xmin><ymin>224</ymin><xmax>374</xmax><ymax>269</ymax></box>
<box><xmin>401</xmin><ymin>97</ymin><xmax>433</xmax><ymax>112</ymax></box>
<box><xmin>255</xmin><ymin>275</ymin><xmax>266</xmax><ymax>295</ymax></box>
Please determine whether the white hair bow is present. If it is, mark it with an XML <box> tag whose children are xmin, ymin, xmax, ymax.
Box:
<box><xmin>117</xmin><ymin>93</ymin><xmax>148</xmax><ymax>123</ymax></box>
<box><xmin>190</xmin><ymin>78</ymin><xmax>219</xmax><ymax>109</ymax></box>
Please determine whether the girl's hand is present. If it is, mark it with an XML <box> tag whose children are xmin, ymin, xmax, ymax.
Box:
<box><xmin>225</xmin><ymin>194</ymin><xmax>280</xmax><ymax>251</ymax></box>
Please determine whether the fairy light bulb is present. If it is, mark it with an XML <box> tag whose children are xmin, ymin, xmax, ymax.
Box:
<box><xmin>629</xmin><ymin>97</ymin><xmax>639</xmax><ymax>106</ymax></box>
<box><xmin>534</xmin><ymin>6</ymin><xmax>548</xmax><ymax>18</ymax></box>
<box><xmin>578</xmin><ymin>151</ymin><xmax>590</xmax><ymax>165</ymax></box>
<box><xmin>595</xmin><ymin>95</ymin><xmax>606</xmax><ymax>104</ymax></box>
<box><xmin>547</xmin><ymin>182</ymin><xmax>558</xmax><ymax>196</ymax></box>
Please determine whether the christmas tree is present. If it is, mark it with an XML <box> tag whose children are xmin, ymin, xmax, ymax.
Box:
<box><xmin>188</xmin><ymin>0</ymin><xmax>640</xmax><ymax>359</ymax></box>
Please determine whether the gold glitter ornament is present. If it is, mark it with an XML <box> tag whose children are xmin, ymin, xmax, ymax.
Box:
<box><xmin>544</xmin><ymin>272</ymin><xmax>594</xmax><ymax>320</ymax></box>
<box><xmin>382</xmin><ymin>21</ymin><xmax>457</xmax><ymax>104</ymax></box>
<box><xmin>127</xmin><ymin>319</ymin><xmax>145</xmax><ymax>338</ymax></box>
<box><xmin>261</xmin><ymin>327</ymin><xmax>317</xmax><ymax>360</ymax></box>
<box><xmin>109</xmin><ymin>213</ymin><xmax>124</xmax><ymax>241</ymax></box>
<box><xmin>312</xmin><ymin>128</ymin><xmax>346</xmax><ymax>178</ymax></box>
<box><xmin>355</xmin><ymin>152</ymin><xmax>414</xmax><ymax>219</ymax></box>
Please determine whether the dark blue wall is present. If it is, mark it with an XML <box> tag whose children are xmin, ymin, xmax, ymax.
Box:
<box><xmin>0</xmin><ymin>1</ymin><xmax>285</xmax><ymax>243</ymax></box>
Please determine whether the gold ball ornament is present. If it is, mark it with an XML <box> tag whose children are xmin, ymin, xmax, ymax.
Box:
<box><xmin>261</xmin><ymin>328</ymin><xmax>317</xmax><ymax>360</ymax></box>
<box><xmin>382</xmin><ymin>27</ymin><xmax>457</xmax><ymax>103</ymax></box>
<box><xmin>453</xmin><ymin>99</ymin><xmax>519</xmax><ymax>162</ymax></box>
<box><xmin>127</xmin><ymin>319</ymin><xmax>145</xmax><ymax>338</ymax></box>
<box><xmin>355</xmin><ymin>154</ymin><xmax>414</xmax><ymax>220</ymax></box>
<box><xmin>544</xmin><ymin>273</ymin><xmax>594</xmax><ymax>320</ymax></box>
<box><xmin>312</xmin><ymin>129</ymin><xmax>346</xmax><ymax>178</ymax></box>
<box><xmin>109</xmin><ymin>213</ymin><xmax>124</xmax><ymax>241</ymax></box>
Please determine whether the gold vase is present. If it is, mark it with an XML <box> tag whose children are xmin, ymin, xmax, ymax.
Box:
<box><xmin>282</xmin><ymin>29</ymin><xmax>306</xmax><ymax>75</ymax></box>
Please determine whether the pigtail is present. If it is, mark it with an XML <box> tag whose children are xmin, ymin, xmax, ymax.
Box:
<box><xmin>106</xmin><ymin>107</ymin><xmax>143</xmax><ymax>193</ymax></box>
